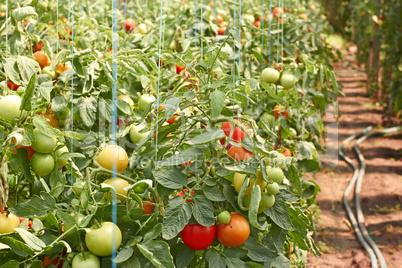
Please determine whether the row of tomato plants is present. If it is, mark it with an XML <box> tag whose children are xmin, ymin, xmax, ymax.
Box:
<box><xmin>0</xmin><ymin>0</ymin><xmax>339</xmax><ymax>267</ymax></box>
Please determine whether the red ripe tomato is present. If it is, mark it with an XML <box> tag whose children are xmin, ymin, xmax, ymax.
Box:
<box><xmin>177</xmin><ymin>189</ymin><xmax>194</xmax><ymax>202</ymax></box>
<box><xmin>33</xmin><ymin>51</ymin><xmax>51</xmax><ymax>69</ymax></box>
<box><xmin>273</xmin><ymin>105</ymin><xmax>289</xmax><ymax>119</ymax></box>
<box><xmin>218</xmin><ymin>27</ymin><xmax>226</xmax><ymax>35</ymax></box>
<box><xmin>217</xmin><ymin>213</ymin><xmax>250</xmax><ymax>247</ymax></box>
<box><xmin>281</xmin><ymin>147</ymin><xmax>292</xmax><ymax>157</ymax></box>
<box><xmin>180</xmin><ymin>223</ymin><xmax>217</xmax><ymax>250</ymax></box>
<box><xmin>216</xmin><ymin>14</ymin><xmax>224</xmax><ymax>24</ymax></box>
<box><xmin>42</xmin><ymin>255</ymin><xmax>63</xmax><ymax>268</ymax></box>
<box><xmin>124</xmin><ymin>18</ymin><xmax>135</xmax><ymax>32</ymax></box>
<box><xmin>228</xmin><ymin>146</ymin><xmax>253</xmax><ymax>161</ymax></box>
<box><xmin>7</xmin><ymin>82</ymin><xmax>20</xmax><ymax>91</ymax></box>
<box><xmin>176</xmin><ymin>64</ymin><xmax>185</xmax><ymax>74</ymax></box>
<box><xmin>34</xmin><ymin>42</ymin><xmax>44</xmax><ymax>52</ymax></box>
<box><xmin>158</xmin><ymin>105</ymin><xmax>181</xmax><ymax>124</ymax></box>
<box><xmin>253</xmin><ymin>20</ymin><xmax>261</xmax><ymax>28</ymax></box>
<box><xmin>142</xmin><ymin>201</ymin><xmax>154</xmax><ymax>215</ymax></box>
<box><xmin>219</xmin><ymin>120</ymin><xmax>249</xmax><ymax>147</ymax></box>
<box><xmin>273</xmin><ymin>7</ymin><xmax>284</xmax><ymax>18</ymax></box>
<box><xmin>255</xmin><ymin>16</ymin><xmax>262</xmax><ymax>22</ymax></box>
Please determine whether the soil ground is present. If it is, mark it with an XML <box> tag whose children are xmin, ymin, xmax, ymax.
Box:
<box><xmin>305</xmin><ymin>54</ymin><xmax>402</xmax><ymax>267</ymax></box>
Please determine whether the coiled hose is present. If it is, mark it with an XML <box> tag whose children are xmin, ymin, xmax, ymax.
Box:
<box><xmin>339</xmin><ymin>126</ymin><xmax>401</xmax><ymax>268</ymax></box>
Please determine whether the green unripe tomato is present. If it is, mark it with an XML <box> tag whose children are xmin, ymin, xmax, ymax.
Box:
<box><xmin>261</xmin><ymin>68</ymin><xmax>280</xmax><ymax>84</ymax></box>
<box><xmin>266</xmin><ymin>182</ymin><xmax>280</xmax><ymax>195</ymax></box>
<box><xmin>55</xmin><ymin>146</ymin><xmax>69</xmax><ymax>168</ymax></box>
<box><xmin>85</xmin><ymin>222</ymin><xmax>122</xmax><ymax>257</ymax></box>
<box><xmin>0</xmin><ymin>95</ymin><xmax>26</xmax><ymax>121</ymax></box>
<box><xmin>266</xmin><ymin>167</ymin><xmax>284</xmax><ymax>184</ymax></box>
<box><xmin>72</xmin><ymin>252</ymin><xmax>100</xmax><ymax>268</ymax></box>
<box><xmin>31</xmin><ymin>129</ymin><xmax>57</xmax><ymax>153</ymax></box>
<box><xmin>218</xmin><ymin>211</ymin><xmax>231</xmax><ymax>224</ymax></box>
<box><xmin>129</xmin><ymin>124</ymin><xmax>148</xmax><ymax>143</ymax></box>
<box><xmin>72</xmin><ymin>181</ymin><xmax>85</xmax><ymax>196</ymax></box>
<box><xmin>260</xmin><ymin>112</ymin><xmax>276</xmax><ymax>128</ymax></box>
<box><xmin>31</xmin><ymin>153</ymin><xmax>55</xmax><ymax>176</ymax></box>
<box><xmin>138</xmin><ymin>95</ymin><xmax>156</xmax><ymax>111</ymax></box>
<box><xmin>259</xmin><ymin>194</ymin><xmax>275</xmax><ymax>211</ymax></box>
<box><xmin>280</xmin><ymin>74</ymin><xmax>297</xmax><ymax>89</ymax></box>
<box><xmin>42</xmin><ymin>66</ymin><xmax>57</xmax><ymax>79</ymax></box>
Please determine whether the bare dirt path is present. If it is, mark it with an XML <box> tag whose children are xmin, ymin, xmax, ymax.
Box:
<box><xmin>306</xmin><ymin>57</ymin><xmax>402</xmax><ymax>268</ymax></box>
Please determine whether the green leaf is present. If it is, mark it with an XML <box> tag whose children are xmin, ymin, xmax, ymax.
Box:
<box><xmin>144</xmin><ymin>223</ymin><xmax>162</xmax><ymax>241</ymax></box>
<box><xmin>185</xmin><ymin>129</ymin><xmax>225</xmax><ymax>145</ymax></box>
<box><xmin>156</xmin><ymin>147</ymin><xmax>204</xmax><ymax>167</ymax></box>
<box><xmin>0</xmin><ymin>237</ymin><xmax>34</xmax><ymax>257</ymax></box>
<box><xmin>153</xmin><ymin>167</ymin><xmax>187</xmax><ymax>189</ymax></box>
<box><xmin>193</xmin><ymin>195</ymin><xmax>215</xmax><ymax>227</ymax></box>
<box><xmin>264</xmin><ymin>254</ymin><xmax>291</xmax><ymax>268</ymax></box>
<box><xmin>12</xmin><ymin>6</ymin><xmax>37</xmax><ymax>21</ymax></box>
<box><xmin>38</xmin><ymin>81</ymin><xmax>54</xmax><ymax>102</ymax></box>
<box><xmin>20</xmin><ymin>73</ymin><xmax>36</xmax><ymax>111</ymax></box>
<box><xmin>79</xmin><ymin>97</ymin><xmax>97</xmax><ymax>128</ymax></box>
<box><xmin>244</xmin><ymin>236</ymin><xmax>277</xmax><ymax>262</ymax></box>
<box><xmin>264</xmin><ymin>223</ymin><xmax>288</xmax><ymax>253</ymax></box>
<box><xmin>137</xmin><ymin>240</ymin><xmax>175</xmax><ymax>268</ymax></box>
<box><xmin>164</xmin><ymin>97</ymin><xmax>180</xmax><ymax>120</ymax></box>
<box><xmin>203</xmin><ymin>186</ymin><xmax>226</xmax><ymax>202</ymax></box>
<box><xmin>248</xmin><ymin>185</ymin><xmax>263</xmax><ymax>229</ymax></box>
<box><xmin>176</xmin><ymin>247</ymin><xmax>195</xmax><ymax>268</ymax></box>
<box><xmin>162</xmin><ymin>197</ymin><xmax>192</xmax><ymax>240</ymax></box>
<box><xmin>17</xmin><ymin>56</ymin><xmax>41</xmax><ymax>84</ymax></box>
<box><xmin>9</xmin><ymin>193</ymin><xmax>57</xmax><ymax>218</ymax></box>
<box><xmin>210</xmin><ymin>90</ymin><xmax>226</xmax><ymax>118</ymax></box>
<box><xmin>264</xmin><ymin>198</ymin><xmax>294</xmax><ymax>231</ymax></box>
<box><xmin>14</xmin><ymin>228</ymin><xmax>46</xmax><ymax>251</ymax></box>
<box><xmin>57</xmin><ymin>211</ymin><xmax>75</xmax><ymax>225</ymax></box>
<box><xmin>114</xmin><ymin>247</ymin><xmax>134</xmax><ymax>263</ymax></box>
<box><xmin>206</xmin><ymin>251</ymin><xmax>225</xmax><ymax>268</ymax></box>
<box><xmin>286</xmin><ymin>165</ymin><xmax>301</xmax><ymax>195</ymax></box>
<box><xmin>0</xmin><ymin>260</ymin><xmax>20</xmax><ymax>268</ymax></box>
<box><xmin>298</xmin><ymin>159</ymin><xmax>320</xmax><ymax>172</ymax></box>
<box><xmin>33</xmin><ymin>115</ymin><xmax>61</xmax><ymax>138</ymax></box>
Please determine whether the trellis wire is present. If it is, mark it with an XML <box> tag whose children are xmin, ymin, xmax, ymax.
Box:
<box><xmin>69</xmin><ymin>0</ymin><xmax>75</xmax><ymax>186</ymax></box>
<box><xmin>268</xmin><ymin>0</ymin><xmax>272</xmax><ymax>65</ymax></box>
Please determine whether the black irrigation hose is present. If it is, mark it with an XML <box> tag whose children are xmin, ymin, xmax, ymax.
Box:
<box><xmin>339</xmin><ymin>126</ymin><xmax>402</xmax><ymax>268</ymax></box>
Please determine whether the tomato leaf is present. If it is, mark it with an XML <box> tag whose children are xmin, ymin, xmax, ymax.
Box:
<box><xmin>113</xmin><ymin>246</ymin><xmax>134</xmax><ymax>263</ymax></box>
<box><xmin>0</xmin><ymin>237</ymin><xmax>33</xmax><ymax>257</ymax></box>
<box><xmin>264</xmin><ymin>197</ymin><xmax>295</xmax><ymax>231</ymax></box>
<box><xmin>206</xmin><ymin>251</ymin><xmax>225</xmax><ymax>268</ymax></box>
<box><xmin>192</xmin><ymin>195</ymin><xmax>215</xmax><ymax>227</ymax></box>
<box><xmin>137</xmin><ymin>240</ymin><xmax>175</xmax><ymax>268</ymax></box>
<box><xmin>185</xmin><ymin>128</ymin><xmax>225</xmax><ymax>145</ymax></box>
<box><xmin>9</xmin><ymin>193</ymin><xmax>57</xmax><ymax>218</ymax></box>
<box><xmin>203</xmin><ymin>186</ymin><xmax>226</xmax><ymax>202</ymax></box>
<box><xmin>14</xmin><ymin>228</ymin><xmax>46</xmax><ymax>251</ymax></box>
<box><xmin>248</xmin><ymin>185</ymin><xmax>263</xmax><ymax>229</ymax></box>
<box><xmin>153</xmin><ymin>167</ymin><xmax>187</xmax><ymax>189</ymax></box>
<box><xmin>176</xmin><ymin>247</ymin><xmax>195</xmax><ymax>268</ymax></box>
<box><xmin>264</xmin><ymin>254</ymin><xmax>291</xmax><ymax>268</ymax></box>
<box><xmin>12</xmin><ymin>6</ymin><xmax>37</xmax><ymax>21</ymax></box>
<box><xmin>17</xmin><ymin>56</ymin><xmax>41</xmax><ymax>84</ymax></box>
<box><xmin>162</xmin><ymin>197</ymin><xmax>192</xmax><ymax>240</ymax></box>
<box><xmin>156</xmin><ymin>147</ymin><xmax>204</xmax><ymax>167</ymax></box>
<box><xmin>210</xmin><ymin>89</ymin><xmax>226</xmax><ymax>118</ymax></box>
<box><xmin>264</xmin><ymin>222</ymin><xmax>288</xmax><ymax>253</ymax></box>
<box><xmin>244</xmin><ymin>236</ymin><xmax>277</xmax><ymax>262</ymax></box>
<box><xmin>78</xmin><ymin>97</ymin><xmax>97</xmax><ymax>128</ymax></box>
<box><xmin>164</xmin><ymin>96</ymin><xmax>180</xmax><ymax>119</ymax></box>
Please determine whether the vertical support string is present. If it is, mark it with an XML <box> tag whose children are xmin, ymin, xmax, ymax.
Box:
<box><xmin>194</xmin><ymin>0</ymin><xmax>197</xmax><ymax>47</ymax></box>
<box><xmin>56</xmin><ymin>0</ymin><xmax>59</xmax><ymax>52</ymax></box>
<box><xmin>5</xmin><ymin>0</ymin><xmax>8</xmax><ymax>85</ymax></box>
<box><xmin>111</xmin><ymin>0</ymin><xmax>119</xmax><ymax>265</ymax></box>
<box><xmin>70</xmin><ymin>0</ymin><xmax>75</xmax><ymax>186</ymax></box>
<box><xmin>281</xmin><ymin>0</ymin><xmax>284</xmax><ymax>64</ymax></box>
<box><xmin>155</xmin><ymin>0</ymin><xmax>164</xmax><ymax>167</ymax></box>
<box><xmin>268</xmin><ymin>0</ymin><xmax>272</xmax><ymax>66</ymax></box>
<box><xmin>232</xmin><ymin>0</ymin><xmax>236</xmax><ymax>117</ymax></box>
<box><xmin>238</xmin><ymin>0</ymin><xmax>241</xmax><ymax>118</ymax></box>
<box><xmin>124</xmin><ymin>0</ymin><xmax>127</xmax><ymax>23</ymax></box>
<box><xmin>214</xmin><ymin>0</ymin><xmax>217</xmax><ymax>18</ymax></box>
<box><xmin>200</xmin><ymin>0</ymin><xmax>203</xmax><ymax>58</ymax></box>
<box><xmin>261</xmin><ymin>0</ymin><xmax>265</xmax><ymax>71</ymax></box>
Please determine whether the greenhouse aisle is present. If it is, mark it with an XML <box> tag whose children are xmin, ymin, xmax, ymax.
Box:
<box><xmin>306</xmin><ymin>52</ymin><xmax>402</xmax><ymax>267</ymax></box>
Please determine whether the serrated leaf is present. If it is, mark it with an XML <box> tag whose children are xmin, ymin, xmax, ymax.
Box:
<box><xmin>210</xmin><ymin>90</ymin><xmax>226</xmax><ymax>118</ymax></box>
<box><xmin>185</xmin><ymin>128</ymin><xmax>225</xmax><ymax>145</ymax></box>
<box><xmin>153</xmin><ymin>167</ymin><xmax>187</xmax><ymax>189</ymax></box>
<box><xmin>193</xmin><ymin>195</ymin><xmax>215</xmax><ymax>227</ymax></box>
<box><xmin>15</xmin><ymin>228</ymin><xmax>46</xmax><ymax>251</ymax></box>
<box><xmin>162</xmin><ymin>197</ymin><xmax>192</xmax><ymax>240</ymax></box>
<box><xmin>203</xmin><ymin>186</ymin><xmax>226</xmax><ymax>202</ymax></box>
<box><xmin>0</xmin><ymin>237</ymin><xmax>34</xmax><ymax>257</ymax></box>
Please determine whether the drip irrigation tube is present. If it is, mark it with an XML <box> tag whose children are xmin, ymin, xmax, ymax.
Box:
<box><xmin>339</xmin><ymin>126</ymin><xmax>401</xmax><ymax>268</ymax></box>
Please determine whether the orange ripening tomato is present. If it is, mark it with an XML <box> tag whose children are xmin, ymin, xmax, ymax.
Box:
<box><xmin>33</xmin><ymin>52</ymin><xmax>50</xmax><ymax>69</ymax></box>
<box><xmin>216</xmin><ymin>14</ymin><xmax>224</xmax><ymax>24</ymax></box>
<box><xmin>281</xmin><ymin>147</ymin><xmax>292</xmax><ymax>157</ymax></box>
<box><xmin>217</xmin><ymin>213</ymin><xmax>250</xmax><ymax>247</ymax></box>
<box><xmin>124</xmin><ymin>18</ymin><xmax>135</xmax><ymax>32</ymax></box>
<box><xmin>143</xmin><ymin>201</ymin><xmax>154</xmax><ymax>215</ymax></box>
<box><xmin>177</xmin><ymin>189</ymin><xmax>194</xmax><ymax>202</ymax></box>
<box><xmin>43</xmin><ymin>110</ymin><xmax>60</xmax><ymax>128</ymax></box>
<box><xmin>273</xmin><ymin>7</ymin><xmax>284</xmax><ymax>18</ymax></box>
<box><xmin>273</xmin><ymin>105</ymin><xmax>289</xmax><ymax>119</ymax></box>
<box><xmin>218</xmin><ymin>27</ymin><xmax>226</xmax><ymax>35</ymax></box>
<box><xmin>228</xmin><ymin>146</ymin><xmax>253</xmax><ymax>161</ymax></box>
<box><xmin>253</xmin><ymin>20</ymin><xmax>261</xmax><ymax>28</ymax></box>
